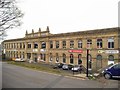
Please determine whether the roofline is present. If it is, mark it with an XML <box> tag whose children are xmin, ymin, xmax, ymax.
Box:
<box><xmin>2</xmin><ymin>27</ymin><xmax>119</xmax><ymax>42</ymax></box>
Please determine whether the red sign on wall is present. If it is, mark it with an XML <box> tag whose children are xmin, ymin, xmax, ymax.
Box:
<box><xmin>68</xmin><ymin>50</ymin><xmax>83</xmax><ymax>53</ymax></box>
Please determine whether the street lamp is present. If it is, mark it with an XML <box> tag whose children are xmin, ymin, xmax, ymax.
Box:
<box><xmin>86</xmin><ymin>49</ymin><xmax>89</xmax><ymax>77</ymax></box>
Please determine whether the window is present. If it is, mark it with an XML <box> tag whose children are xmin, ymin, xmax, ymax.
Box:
<box><xmin>87</xmin><ymin>39</ymin><xmax>92</xmax><ymax>48</ymax></box>
<box><xmin>22</xmin><ymin>52</ymin><xmax>25</xmax><ymax>58</ymax></box>
<box><xmin>20</xmin><ymin>43</ymin><xmax>22</xmax><ymax>49</ymax></box>
<box><xmin>20</xmin><ymin>52</ymin><xmax>21</xmax><ymax>58</ymax></box>
<box><xmin>78</xmin><ymin>40</ymin><xmax>82</xmax><ymax>48</ymax></box>
<box><xmin>34</xmin><ymin>43</ymin><xmax>38</xmax><ymax>48</ymax></box>
<box><xmin>96</xmin><ymin>55</ymin><xmax>102</xmax><ymax>69</ymax></box>
<box><xmin>16</xmin><ymin>51</ymin><xmax>18</xmax><ymax>58</ymax></box>
<box><xmin>27</xmin><ymin>43</ymin><xmax>31</xmax><ymax>48</ymax></box>
<box><xmin>62</xmin><ymin>41</ymin><xmax>66</xmax><ymax>48</ymax></box>
<box><xmin>56</xmin><ymin>53</ymin><xmax>59</xmax><ymax>63</ymax></box>
<box><xmin>113</xmin><ymin>64</ymin><xmax>120</xmax><ymax>69</ymax></box>
<box><xmin>56</xmin><ymin>41</ymin><xmax>59</xmax><ymax>48</ymax></box>
<box><xmin>70</xmin><ymin>54</ymin><xmax>74</xmax><ymax>64</ymax></box>
<box><xmin>27</xmin><ymin>53</ymin><xmax>31</xmax><ymax>59</ymax></box>
<box><xmin>63</xmin><ymin>54</ymin><xmax>66</xmax><ymax>63</ymax></box>
<box><xmin>70</xmin><ymin>40</ymin><xmax>74</xmax><ymax>48</ymax></box>
<box><xmin>41</xmin><ymin>41</ymin><xmax>46</xmax><ymax>48</ymax></box>
<box><xmin>23</xmin><ymin>43</ymin><xmax>25</xmax><ymax>48</ymax></box>
<box><xmin>97</xmin><ymin>39</ymin><xmax>102</xmax><ymax>48</ymax></box>
<box><xmin>49</xmin><ymin>53</ymin><xmax>53</xmax><ymax>62</ymax></box>
<box><xmin>40</xmin><ymin>54</ymin><xmax>46</xmax><ymax>61</ymax></box>
<box><xmin>8</xmin><ymin>43</ymin><xmax>10</xmax><ymax>49</ymax></box>
<box><xmin>50</xmin><ymin>41</ymin><xmax>53</xmax><ymax>48</ymax></box>
<box><xmin>16</xmin><ymin>43</ymin><xmax>18</xmax><ymax>48</ymax></box>
<box><xmin>11</xmin><ymin>43</ymin><xmax>13</xmax><ymax>48</ymax></box>
<box><xmin>108</xmin><ymin>55</ymin><xmax>114</xmax><ymax>61</ymax></box>
<box><xmin>78</xmin><ymin>54</ymin><xmax>82</xmax><ymax>64</ymax></box>
<box><xmin>97</xmin><ymin>55</ymin><xmax>102</xmax><ymax>60</ymax></box>
<box><xmin>12</xmin><ymin>43</ymin><xmax>16</xmax><ymax>48</ymax></box>
<box><xmin>108</xmin><ymin>38</ymin><xmax>114</xmax><ymax>48</ymax></box>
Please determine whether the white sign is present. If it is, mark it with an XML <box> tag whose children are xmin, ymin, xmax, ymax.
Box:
<box><xmin>33</xmin><ymin>49</ymin><xmax>38</xmax><ymax>52</ymax></box>
<box><xmin>40</xmin><ymin>49</ymin><xmax>46</xmax><ymax>52</ymax></box>
<box><xmin>11</xmin><ymin>49</ymin><xmax>17</xmax><ymax>51</ymax></box>
<box><xmin>98</xmin><ymin>50</ymin><xmax>105</xmax><ymax>53</ymax></box>
<box><xmin>105</xmin><ymin>50</ymin><xmax>119</xmax><ymax>54</ymax></box>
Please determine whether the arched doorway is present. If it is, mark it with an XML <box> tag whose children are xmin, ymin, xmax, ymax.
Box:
<box><xmin>96</xmin><ymin>55</ymin><xmax>102</xmax><ymax>69</ymax></box>
<box><xmin>78</xmin><ymin>54</ymin><xmax>82</xmax><ymax>65</ymax></box>
<box><xmin>70</xmin><ymin>54</ymin><xmax>74</xmax><ymax>64</ymax></box>
<box><xmin>88</xmin><ymin>54</ymin><xmax>92</xmax><ymax>70</ymax></box>
<box><xmin>63</xmin><ymin>53</ymin><xmax>66</xmax><ymax>63</ymax></box>
<box><xmin>108</xmin><ymin>55</ymin><xmax>114</xmax><ymax>65</ymax></box>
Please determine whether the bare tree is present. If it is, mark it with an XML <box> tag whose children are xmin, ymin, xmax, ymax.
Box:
<box><xmin>0</xmin><ymin>0</ymin><xmax>23</xmax><ymax>40</ymax></box>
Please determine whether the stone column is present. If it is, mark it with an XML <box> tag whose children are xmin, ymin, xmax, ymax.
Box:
<box><xmin>82</xmin><ymin>39</ymin><xmax>87</xmax><ymax>49</ymax></box>
<box><xmin>59</xmin><ymin>40</ymin><xmax>62</xmax><ymax>49</ymax></box>
<box><xmin>66</xmin><ymin>53</ymin><xmax>69</xmax><ymax>64</ymax></box>
<box><xmin>66</xmin><ymin>40</ymin><xmax>70</xmax><ymax>49</ymax></box>
<box><xmin>92</xmin><ymin>39</ymin><xmax>96</xmax><ymax>49</ymax></box>
<box><xmin>103</xmin><ymin>38</ymin><xmax>107</xmax><ymax>49</ymax></box>
<box><xmin>46</xmin><ymin>41</ymin><xmax>49</xmax><ymax>63</ymax></box>
<box><xmin>74</xmin><ymin>39</ymin><xmax>78</xmax><ymax>49</ymax></box>
<box><xmin>53</xmin><ymin>40</ymin><xmax>56</xmax><ymax>49</ymax></box>
<box><xmin>25</xmin><ymin>42</ymin><xmax>28</xmax><ymax>60</ymax></box>
<box><xmin>31</xmin><ymin>42</ymin><xmax>34</xmax><ymax>60</ymax></box>
<box><xmin>74</xmin><ymin>53</ymin><xmax>78</xmax><ymax>65</ymax></box>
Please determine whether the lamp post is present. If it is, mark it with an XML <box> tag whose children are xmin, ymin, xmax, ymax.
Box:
<box><xmin>86</xmin><ymin>49</ymin><xmax>89</xmax><ymax>77</ymax></box>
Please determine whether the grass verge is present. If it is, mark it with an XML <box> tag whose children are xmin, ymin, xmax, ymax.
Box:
<box><xmin>6</xmin><ymin>61</ymin><xmax>67</xmax><ymax>75</ymax></box>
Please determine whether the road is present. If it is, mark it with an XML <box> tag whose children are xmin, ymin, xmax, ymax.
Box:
<box><xmin>2</xmin><ymin>62</ymin><xmax>119</xmax><ymax>88</ymax></box>
<box><xmin>0</xmin><ymin>61</ymin><xmax>2</xmax><ymax>89</ymax></box>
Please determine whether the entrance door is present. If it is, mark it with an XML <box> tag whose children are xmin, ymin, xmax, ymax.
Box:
<box><xmin>88</xmin><ymin>54</ymin><xmax>92</xmax><ymax>70</ymax></box>
<box><xmin>96</xmin><ymin>55</ymin><xmax>102</xmax><ymax>69</ymax></box>
<box><xmin>27</xmin><ymin>53</ymin><xmax>31</xmax><ymax>59</ymax></box>
<box><xmin>33</xmin><ymin>53</ymin><xmax>37</xmax><ymax>62</ymax></box>
<box><xmin>108</xmin><ymin>55</ymin><xmax>114</xmax><ymax>65</ymax></box>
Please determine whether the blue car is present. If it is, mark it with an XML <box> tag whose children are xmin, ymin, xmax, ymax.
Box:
<box><xmin>102</xmin><ymin>63</ymin><xmax>120</xmax><ymax>79</ymax></box>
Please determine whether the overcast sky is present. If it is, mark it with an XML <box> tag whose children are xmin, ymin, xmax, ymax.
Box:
<box><xmin>5</xmin><ymin>0</ymin><xmax>119</xmax><ymax>40</ymax></box>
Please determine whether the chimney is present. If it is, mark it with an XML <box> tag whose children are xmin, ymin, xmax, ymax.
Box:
<box><xmin>32</xmin><ymin>29</ymin><xmax>34</xmax><ymax>33</ymax></box>
<box><xmin>46</xmin><ymin>26</ymin><xmax>50</xmax><ymax>32</ymax></box>
<box><xmin>39</xmin><ymin>28</ymin><xmax>41</xmax><ymax>32</ymax></box>
<box><xmin>26</xmin><ymin>30</ymin><xmax>28</xmax><ymax>34</ymax></box>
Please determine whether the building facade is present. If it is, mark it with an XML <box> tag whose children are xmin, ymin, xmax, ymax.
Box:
<box><xmin>2</xmin><ymin>27</ymin><xmax>120</xmax><ymax>71</ymax></box>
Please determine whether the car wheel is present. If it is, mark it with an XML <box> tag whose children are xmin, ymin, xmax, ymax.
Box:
<box><xmin>104</xmin><ymin>73</ymin><xmax>111</xmax><ymax>79</ymax></box>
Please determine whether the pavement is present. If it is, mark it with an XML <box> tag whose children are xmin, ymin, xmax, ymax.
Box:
<box><xmin>73</xmin><ymin>74</ymin><xmax>88</xmax><ymax>79</ymax></box>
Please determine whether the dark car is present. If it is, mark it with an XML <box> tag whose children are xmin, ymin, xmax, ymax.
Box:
<box><xmin>102</xmin><ymin>63</ymin><xmax>120</xmax><ymax>79</ymax></box>
<box><xmin>68</xmin><ymin>64</ymin><xmax>74</xmax><ymax>70</ymax></box>
<box><xmin>57</xmin><ymin>63</ymin><xmax>64</xmax><ymax>68</ymax></box>
<box><xmin>52</xmin><ymin>63</ymin><xmax>64</xmax><ymax>69</ymax></box>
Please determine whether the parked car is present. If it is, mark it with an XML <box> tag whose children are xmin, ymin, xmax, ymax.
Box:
<box><xmin>102</xmin><ymin>63</ymin><xmax>120</xmax><ymax>79</ymax></box>
<box><xmin>71</xmin><ymin>65</ymin><xmax>81</xmax><ymax>72</ymax></box>
<box><xmin>57</xmin><ymin>63</ymin><xmax>64</xmax><ymax>68</ymax></box>
<box><xmin>52</xmin><ymin>63</ymin><xmax>59</xmax><ymax>69</ymax></box>
<box><xmin>14</xmin><ymin>58</ymin><xmax>25</xmax><ymax>62</ymax></box>
<box><xmin>62</xmin><ymin>64</ymin><xmax>69</xmax><ymax>70</ymax></box>
<box><xmin>52</xmin><ymin>63</ymin><xmax>64</xmax><ymax>69</ymax></box>
<box><xmin>68</xmin><ymin>64</ymin><xmax>74</xmax><ymax>70</ymax></box>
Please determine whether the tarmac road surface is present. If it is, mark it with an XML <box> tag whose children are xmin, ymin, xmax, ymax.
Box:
<box><xmin>2</xmin><ymin>62</ymin><xmax>119</xmax><ymax>88</ymax></box>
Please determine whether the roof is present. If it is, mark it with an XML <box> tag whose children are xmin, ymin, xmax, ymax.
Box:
<box><xmin>2</xmin><ymin>27</ymin><xmax>119</xmax><ymax>42</ymax></box>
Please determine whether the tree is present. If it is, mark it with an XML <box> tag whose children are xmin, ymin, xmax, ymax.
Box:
<box><xmin>0</xmin><ymin>0</ymin><xmax>23</xmax><ymax>40</ymax></box>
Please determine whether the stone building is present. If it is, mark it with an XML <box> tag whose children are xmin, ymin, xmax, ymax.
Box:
<box><xmin>2</xmin><ymin>26</ymin><xmax>120</xmax><ymax>71</ymax></box>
